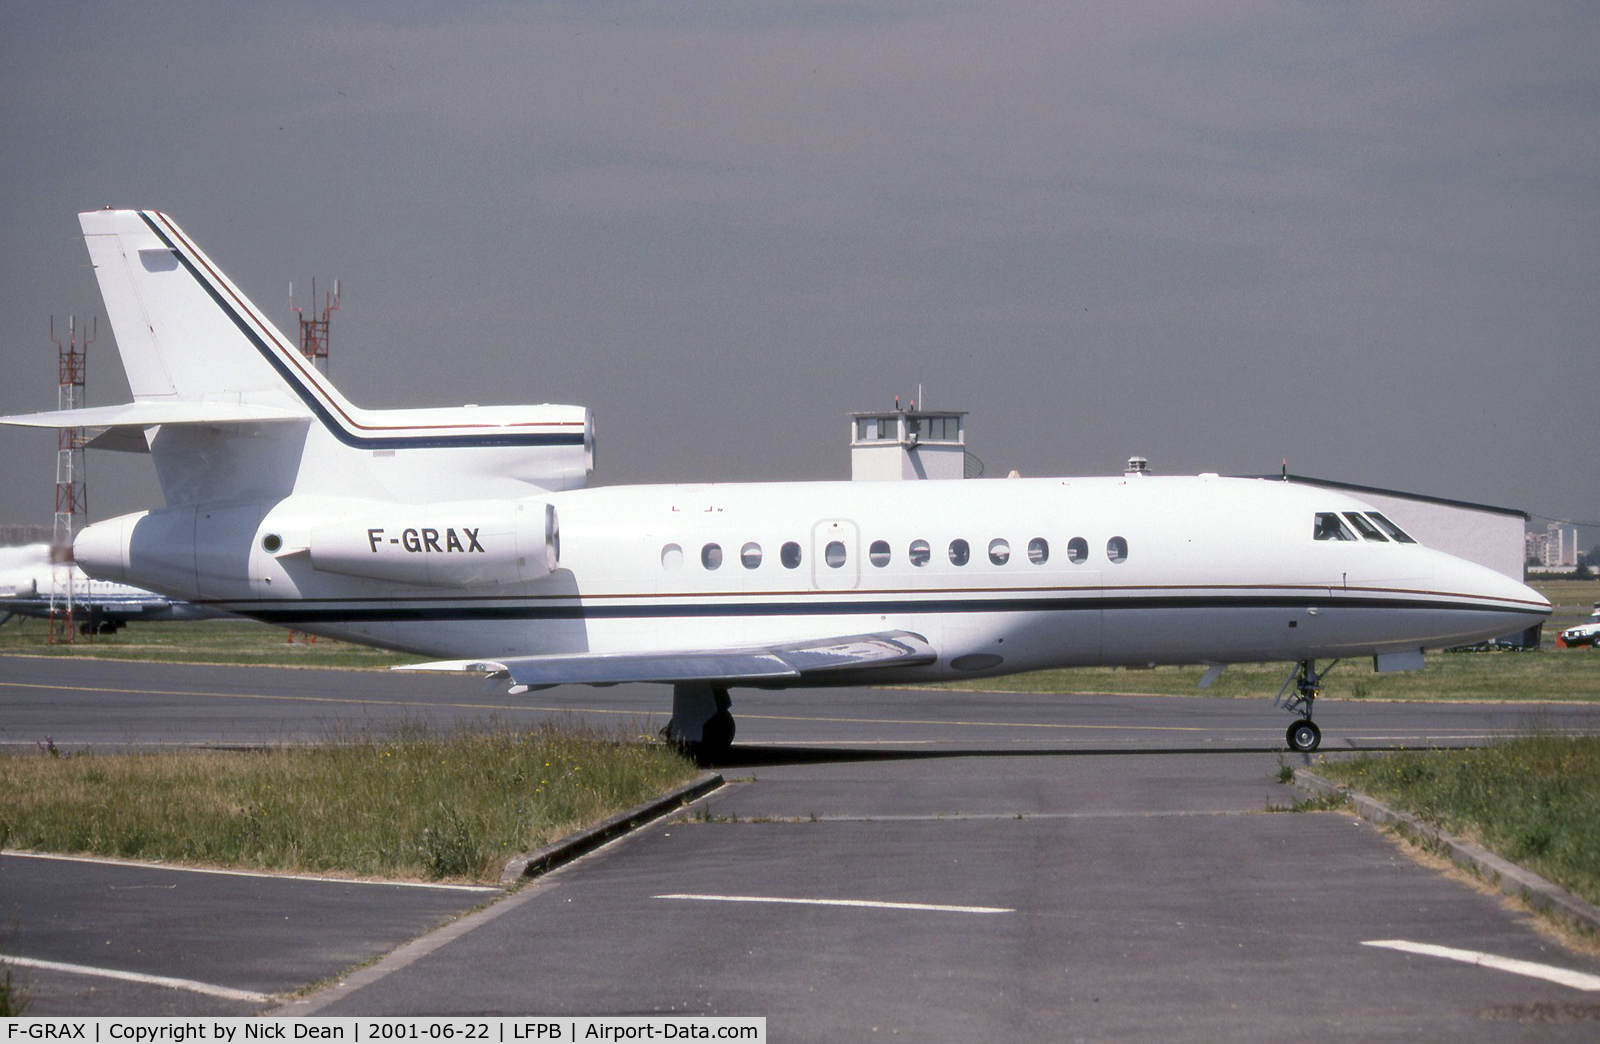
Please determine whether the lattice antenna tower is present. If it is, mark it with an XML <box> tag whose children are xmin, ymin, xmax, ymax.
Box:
<box><xmin>49</xmin><ymin>314</ymin><xmax>94</xmax><ymax>643</ymax></box>
<box><xmin>289</xmin><ymin>277</ymin><xmax>339</xmax><ymax>375</ymax></box>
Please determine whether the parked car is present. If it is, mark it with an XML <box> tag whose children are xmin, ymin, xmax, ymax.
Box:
<box><xmin>1558</xmin><ymin>603</ymin><xmax>1600</xmax><ymax>647</ymax></box>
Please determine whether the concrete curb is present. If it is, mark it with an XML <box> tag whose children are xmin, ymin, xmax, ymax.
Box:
<box><xmin>1294</xmin><ymin>769</ymin><xmax>1600</xmax><ymax>935</ymax></box>
<box><xmin>498</xmin><ymin>770</ymin><xmax>724</xmax><ymax>885</ymax></box>
<box><xmin>272</xmin><ymin>772</ymin><xmax>724</xmax><ymax>1015</ymax></box>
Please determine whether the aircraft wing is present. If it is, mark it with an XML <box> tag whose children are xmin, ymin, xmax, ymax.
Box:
<box><xmin>398</xmin><ymin>630</ymin><xmax>935</xmax><ymax>689</ymax></box>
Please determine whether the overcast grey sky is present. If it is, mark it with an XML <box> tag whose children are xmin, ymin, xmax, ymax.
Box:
<box><xmin>2</xmin><ymin>1</ymin><xmax>1595</xmax><ymax>545</ymax></box>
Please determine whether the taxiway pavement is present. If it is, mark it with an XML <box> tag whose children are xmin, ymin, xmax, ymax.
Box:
<box><xmin>4</xmin><ymin>655</ymin><xmax>1600</xmax><ymax>1038</ymax></box>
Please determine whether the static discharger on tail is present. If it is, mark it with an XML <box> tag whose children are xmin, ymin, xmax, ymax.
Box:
<box><xmin>1</xmin><ymin>210</ymin><xmax>1552</xmax><ymax>758</ymax></box>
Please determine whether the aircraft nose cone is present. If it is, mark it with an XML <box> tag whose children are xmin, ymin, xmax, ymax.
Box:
<box><xmin>1438</xmin><ymin>553</ymin><xmax>1551</xmax><ymax>645</ymax></box>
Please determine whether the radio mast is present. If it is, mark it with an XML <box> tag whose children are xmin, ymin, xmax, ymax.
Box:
<box><xmin>49</xmin><ymin>315</ymin><xmax>93</xmax><ymax>643</ymax></box>
<box><xmin>289</xmin><ymin>278</ymin><xmax>340</xmax><ymax>375</ymax></box>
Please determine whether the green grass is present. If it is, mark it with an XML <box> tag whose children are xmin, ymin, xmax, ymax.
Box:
<box><xmin>0</xmin><ymin>725</ymin><xmax>697</xmax><ymax>883</ymax></box>
<box><xmin>0</xmin><ymin>616</ymin><xmax>415</xmax><ymax>669</ymax></box>
<box><xmin>930</xmin><ymin>649</ymin><xmax>1600</xmax><ymax>701</ymax></box>
<box><xmin>0</xmin><ymin>960</ymin><xmax>25</xmax><ymax>1017</ymax></box>
<box><xmin>1319</xmin><ymin>735</ymin><xmax>1600</xmax><ymax>908</ymax></box>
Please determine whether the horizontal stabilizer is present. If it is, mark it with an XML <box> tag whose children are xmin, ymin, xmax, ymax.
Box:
<box><xmin>397</xmin><ymin>630</ymin><xmax>935</xmax><ymax>688</ymax></box>
<box><xmin>0</xmin><ymin>401</ymin><xmax>308</xmax><ymax>430</ymax></box>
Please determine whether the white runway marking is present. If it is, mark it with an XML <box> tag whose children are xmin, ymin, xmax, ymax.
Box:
<box><xmin>656</xmin><ymin>893</ymin><xmax>1014</xmax><ymax>914</ymax></box>
<box><xmin>1362</xmin><ymin>939</ymin><xmax>1600</xmax><ymax>991</ymax></box>
<box><xmin>2</xmin><ymin>955</ymin><xmax>273</xmax><ymax>1003</ymax></box>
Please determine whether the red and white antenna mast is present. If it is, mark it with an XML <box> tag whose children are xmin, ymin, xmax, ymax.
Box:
<box><xmin>49</xmin><ymin>314</ymin><xmax>93</xmax><ymax>643</ymax></box>
<box><xmin>289</xmin><ymin>277</ymin><xmax>340</xmax><ymax>375</ymax></box>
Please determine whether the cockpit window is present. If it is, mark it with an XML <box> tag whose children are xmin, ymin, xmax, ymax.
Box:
<box><xmin>1314</xmin><ymin>512</ymin><xmax>1356</xmax><ymax>541</ymax></box>
<box><xmin>1343</xmin><ymin>512</ymin><xmax>1388</xmax><ymax>542</ymax></box>
<box><xmin>1365</xmin><ymin>512</ymin><xmax>1417</xmax><ymax>543</ymax></box>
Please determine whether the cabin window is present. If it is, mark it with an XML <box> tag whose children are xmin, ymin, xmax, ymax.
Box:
<box><xmin>988</xmin><ymin>538</ymin><xmax>1010</xmax><ymax>565</ymax></box>
<box><xmin>780</xmin><ymin>541</ymin><xmax>802</xmax><ymax>569</ymax></box>
<box><xmin>741</xmin><ymin>542</ymin><xmax>763</xmax><ymax>569</ymax></box>
<box><xmin>825</xmin><ymin>541</ymin><xmax>847</xmax><ymax>568</ymax></box>
<box><xmin>1343</xmin><ymin>512</ymin><xmax>1388</xmax><ymax>542</ymax></box>
<box><xmin>701</xmin><ymin>543</ymin><xmax>723</xmax><ymax>570</ymax></box>
<box><xmin>909</xmin><ymin>540</ymin><xmax>931</xmax><ymax>567</ymax></box>
<box><xmin>1028</xmin><ymin>537</ymin><xmax>1049</xmax><ymax>564</ymax></box>
<box><xmin>869</xmin><ymin>540</ymin><xmax>891</xmax><ymax>567</ymax></box>
<box><xmin>1366</xmin><ymin>512</ymin><xmax>1417</xmax><ymax>543</ymax></box>
<box><xmin>1314</xmin><ymin>512</ymin><xmax>1356</xmax><ymax>541</ymax></box>
<box><xmin>949</xmin><ymin>539</ymin><xmax>970</xmax><ymax>566</ymax></box>
<box><xmin>661</xmin><ymin>544</ymin><xmax>684</xmax><ymax>570</ymax></box>
<box><xmin>1107</xmin><ymin>536</ymin><xmax>1128</xmax><ymax>563</ymax></box>
<box><xmin>1066</xmin><ymin>537</ymin><xmax>1088</xmax><ymax>563</ymax></box>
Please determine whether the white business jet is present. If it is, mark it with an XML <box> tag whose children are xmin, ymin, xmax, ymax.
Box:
<box><xmin>0</xmin><ymin>211</ymin><xmax>1551</xmax><ymax>756</ymax></box>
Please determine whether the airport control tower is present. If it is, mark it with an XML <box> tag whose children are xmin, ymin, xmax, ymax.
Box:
<box><xmin>850</xmin><ymin>402</ymin><xmax>970</xmax><ymax>481</ymax></box>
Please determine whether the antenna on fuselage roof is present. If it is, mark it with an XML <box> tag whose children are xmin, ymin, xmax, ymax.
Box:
<box><xmin>1282</xmin><ymin>459</ymin><xmax>1288</xmax><ymax>481</ymax></box>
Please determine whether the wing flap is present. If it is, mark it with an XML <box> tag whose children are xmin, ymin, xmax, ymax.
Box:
<box><xmin>397</xmin><ymin>630</ymin><xmax>934</xmax><ymax>688</ymax></box>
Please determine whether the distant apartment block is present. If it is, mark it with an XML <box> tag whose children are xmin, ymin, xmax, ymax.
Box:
<box><xmin>1526</xmin><ymin>523</ymin><xmax>1578</xmax><ymax>571</ymax></box>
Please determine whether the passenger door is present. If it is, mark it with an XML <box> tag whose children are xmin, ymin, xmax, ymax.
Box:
<box><xmin>810</xmin><ymin>519</ymin><xmax>861</xmax><ymax>591</ymax></box>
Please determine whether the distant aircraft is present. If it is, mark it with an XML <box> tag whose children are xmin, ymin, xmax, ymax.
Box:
<box><xmin>0</xmin><ymin>210</ymin><xmax>1551</xmax><ymax>755</ymax></box>
<box><xmin>0</xmin><ymin>542</ymin><xmax>220</xmax><ymax>632</ymax></box>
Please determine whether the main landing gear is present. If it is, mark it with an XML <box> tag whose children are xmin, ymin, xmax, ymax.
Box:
<box><xmin>1277</xmin><ymin>659</ymin><xmax>1335</xmax><ymax>753</ymax></box>
<box><xmin>665</xmin><ymin>682</ymin><xmax>736</xmax><ymax>763</ymax></box>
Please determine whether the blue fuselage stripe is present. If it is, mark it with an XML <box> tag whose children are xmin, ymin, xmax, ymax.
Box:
<box><xmin>212</xmin><ymin>592</ymin><xmax>1545</xmax><ymax>625</ymax></box>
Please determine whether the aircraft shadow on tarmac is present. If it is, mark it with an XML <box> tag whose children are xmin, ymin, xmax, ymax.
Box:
<box><xmin>699</xmin><ymin>743</ymin><xmax>1417</xmax><ymax>769</ymax></box>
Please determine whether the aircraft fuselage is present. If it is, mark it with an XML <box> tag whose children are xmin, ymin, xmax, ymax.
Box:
<box><xmin>74</xmin><ymin>474</ymin><xmax>1545</xmax><ymax>684</ymax></box>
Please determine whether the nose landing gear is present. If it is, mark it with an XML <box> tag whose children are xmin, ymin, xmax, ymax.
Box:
<box><xmin>1277</xmin><ymin>659</ymin><xmax>1334</xmax><ymax>752</ymax></box>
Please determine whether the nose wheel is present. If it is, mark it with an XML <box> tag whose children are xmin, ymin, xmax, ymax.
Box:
<box><xmin>1277</xmin><ymin>659</ymin><xmax>1332</xmax><ymax>752</ymax></box>
<box><xmin>1286</xmin><ymin>718</ymin><xmax>1322</xmax><ymax>753</ymax></box>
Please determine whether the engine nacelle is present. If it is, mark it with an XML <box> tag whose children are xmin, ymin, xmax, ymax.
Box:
<box><xmin>73</xmin><ymin>496</ymin><xmax>562</xmax><ymax>600</ymax></box>
<box><xmin>303</xmin><ymin>498</ymin><xmax>559</xmax><ymax>587</ymax></box>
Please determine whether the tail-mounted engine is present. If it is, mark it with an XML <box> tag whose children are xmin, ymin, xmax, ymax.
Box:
<box><xmin>74</xmin><ymin>495</ymin><xmax>562</xmax><ymax>600</ymax></box>
<box><xmin>304</xmin><ymin>498</ymin><xmax>559</xmax><ymax>586</ymax></box>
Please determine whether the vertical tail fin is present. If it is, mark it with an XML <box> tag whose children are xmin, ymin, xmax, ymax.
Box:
<box><xmin>80</xmin><ymin>209</ymin><xmax>335</xmax><ymax>415</ymax></box>
<box><xmin>73</xmin><ymin>210</ymin><xmax>593</xmax><ymax>503</ymax></box>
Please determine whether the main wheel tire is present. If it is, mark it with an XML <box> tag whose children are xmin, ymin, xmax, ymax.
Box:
<box><xmin>665</xmin><ymin>711</ymin><xmax>736</xmax><ymax>763</ymax></box>
<box><xmin>697</xmin><ymin>709</ymin><xmax>736</xmax><ymax>760</ymax></box>
<box><xmin>1287</xmin><ymin>719</ymin><xmax>1322</xmax><ymax>753</ymax></box>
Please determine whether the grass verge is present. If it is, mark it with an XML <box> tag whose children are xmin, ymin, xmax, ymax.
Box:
<box><xmin>925</xmin><ymin>648</ymin><xmax>1600</xmax><ymax>701</ymax></box>
<box><xmin>0</xmin><ymin>724</ymin><xmax>697</xmax><ymax>884</ymax></box>
<box><xmin>1317</xmin><ymin>735</ymin><xmax>1600</xmax><ymax>908</ymax></box>
<box><xmin>1537</xmin><ymin>578</ymin><xmax>1600</xmax><ymax>637</ymax></box>
<box><xmin>0</xmin><ymin>617</ymin><xmax>414</xmax><ymax>669</ymax></box>
<box><xmin>0</xmin><ymin>960</ymin><xmax>25</xmax><ymax>1017</ymax></box>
